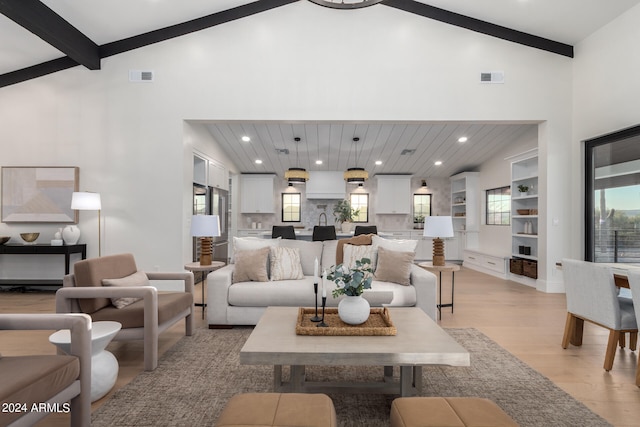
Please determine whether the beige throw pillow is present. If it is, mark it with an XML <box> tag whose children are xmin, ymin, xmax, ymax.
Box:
<box><xmin>233</xmin><ymin>247</ymin><xmax>270</xmax><ymax>283</ymax></box>
<box><xmin>102</xmin><ymin>271</ymin><xmax>150</xmax><ymax>309</ymax></box>
<box><xmin>270</xmin><ymin>246</ymin><xmax>304</xmax><ymax>281</ymax></box>
<box><xmin>374</xmin><ymin>246</ymin><xmax>415</xmax><ymax>286</ymax></box>
<box><xmin>342</xmin><ymin>243</ymin><xmax>376</xmax><ymax>271</ymax></box>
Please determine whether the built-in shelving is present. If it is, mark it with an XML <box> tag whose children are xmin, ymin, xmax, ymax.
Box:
<box><xmin>450</xmin><ymin>172</ymin><xmax>479</xmax><ymax>260</ymax></box>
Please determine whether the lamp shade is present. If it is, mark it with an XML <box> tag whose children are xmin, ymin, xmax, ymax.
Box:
<box><xmin>190</xmin><ymin>215</ymin><xmax>220</xmax><ymax>237</ymax></box>
<box><xmin>423</xmin><ymin>216</ymin><xmax>454</xmax><ymax>238</ymax></box>
<box><xmin>71</xmin><ymin>192</ymin><xmax>101</xmax><ymax>210</ymax></box>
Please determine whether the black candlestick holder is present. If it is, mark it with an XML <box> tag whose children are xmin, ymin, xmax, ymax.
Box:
<box><xmin>317</xmin><ymin>296</ymin><xmax>328</xmax><ymax>327</ymax></box>
<box><xmin>310</xmin><ymin>282</ymin><xmax>321</xmax><ymax>322</ymax></box>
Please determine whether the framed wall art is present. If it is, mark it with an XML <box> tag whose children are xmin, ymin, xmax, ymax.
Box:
<box><xmin>1</xmin><ymin>166</ymin><xmax>79</xmax><ymax>223</ymax></box>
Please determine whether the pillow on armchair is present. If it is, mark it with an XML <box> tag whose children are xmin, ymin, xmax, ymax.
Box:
<box><xmin>102</xmin><ymin>271</ymin><xmax>151</xmax><ymax>308</ymax></box>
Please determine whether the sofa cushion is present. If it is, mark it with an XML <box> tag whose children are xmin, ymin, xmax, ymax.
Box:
<box><xmin>321</xmin><ymin>240</ymin><xmax>338</xmax><ymax>273</ymax></box>
<box><xmin>233</xmin><ymin>247</ymin><xmax>270</xmax><ymax>284</ymax></box>
<box><xmin>0</xmin><ymin>355</ymin><xmax>79</xmax><ymax>426</ymax></box>
<box><xmin>102</xmin><ymin>271</ymin><xmax>151</xmax><ymax>309</ymax></box>
<box><xmin>280</xmin><ymin>240</ymin><xmax>323</xmax><ymax>276</ymax></box>
<box><xmin>270</xmin><ymin>246</ymin><xmax>304</xmax><ymax>281</ymax></box>
<box><xmin>369</xmin><ymin>280</ymin><xmax>417</xmax><ymax>306</ymax></box>
<box><xmin>90</xmin><ymin>292</ymin><xmax>193</xmax><ymax>328</ymax></box>
<box><xmin>336</xmin><ymin>234</ymin><xmax>373</xmax><ymax>265</ymax></box>
<box><xmin>375</xmin><ymin>247</ymin><xmax>415</xmax><ymax>286</ymax></box>
<box><xmin>73</xmin><ymin>253</ymin><xmax>138</xmax><ymax>314</ymax></box>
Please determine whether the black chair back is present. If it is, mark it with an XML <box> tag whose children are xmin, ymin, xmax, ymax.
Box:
<box><xmin>354</xmin><ymin>225</ymin><xmax>378</xmax><ymax>236</ymax></box>
<box><xmin>272</xmin><ymin>225</ymin><xmax>296</xmax><ymax>240</ymax></box>
<box><xmin>312</xmin><ymin>226</ymin><xmax>337</xmax><ymax>241</ymax></box>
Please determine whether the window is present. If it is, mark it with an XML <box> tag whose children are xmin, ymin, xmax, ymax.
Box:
<box><xmin>282</xmin><ymin>193</ymin><xmax>301</xmax><ymax>222</ymax></box>
<box><xmin>486</xmin><ymin>186</ymin><xmax>511</xmax><ymax>225</ymax></box>
<box><xmin>350</xmin><ymin>193</ymin><xmax>369</xmax><ymax>223</ymax></box>
<box><xmin>413</xmin><ymin>194</ymin><xmax>432</xmax><ymax>223</ymax></box>
<box><xmin>585</xmin><ymin>125</ymin><xmax>640</xmax><ymax>262</ymax></box>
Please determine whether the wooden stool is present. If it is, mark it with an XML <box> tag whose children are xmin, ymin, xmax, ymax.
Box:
<box><xmin>390</xmin><ymin>397</ymin><xmax>518</xmax><ymax>427</ymax></box>
<box><xmin>215</xmin><ymin>393</ymin><xmax>337</xmax><ymax>427</ymax></box>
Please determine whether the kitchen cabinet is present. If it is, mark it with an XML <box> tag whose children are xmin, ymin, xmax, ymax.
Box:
<box><xmin>306</xmin><ymin>171</ymin><xmax>345</xmax><ymax>199</ymax></box>
<box><xmin>375</xmin><ymin>175</ymin><xmax>411</xmax><ymax>214</ymax></box>
<box><xmin>240</xmin><ymin>174</ymin><xmax>275</xmax><ymax>213</ymax></box>
<box><xmin>208</xmin><ymin>160</ymin><xmax>228</xmax><ymax>191</ymax></box>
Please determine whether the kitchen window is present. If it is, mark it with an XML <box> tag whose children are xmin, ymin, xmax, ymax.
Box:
<box><xmin>486</xmin><ymin>186</ymin><xmax>511</xmax><ymax>225</ymax></box>
<box><xmin>350</xmin><ymin>193</ymin><xmax>369</xmax><ymax>223</ymax></box>
<box><xmin>282</xmin><ymin>193</ymin><xmax>301</xmax><ymax>222</ymax></box>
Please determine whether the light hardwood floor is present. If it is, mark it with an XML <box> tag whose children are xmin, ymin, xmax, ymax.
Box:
<box><xmin>2</xmin><ymin>267</ymin><xmax>639</xmax><ymax>426</ymax></box>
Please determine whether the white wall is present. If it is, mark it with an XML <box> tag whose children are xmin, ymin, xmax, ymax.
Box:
<box><xmin>0</xmin><ymin>2</ymin><xmax>574</xmax><ymax>286</ymax></box>
<box><xmin>571</xmin><ymin>3</ymin><xmax>640</xmax><ymax>259</ymax></box>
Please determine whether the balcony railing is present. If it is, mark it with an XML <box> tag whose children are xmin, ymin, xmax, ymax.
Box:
<box><xmin>595</xmin><ymin>228</ymin><xmax>640</xmax><ymax>263</ymax></box>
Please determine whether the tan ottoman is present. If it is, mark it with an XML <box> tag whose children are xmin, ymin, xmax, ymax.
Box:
<box><xmin>215</xmin><ymin>393</ymin><xmax>337</xmax><ymax>427</ymax></box>
<box><xmin>390</xmin><ymin>397</ymin><xmax>518</xmax><ymax>427</ymax></box>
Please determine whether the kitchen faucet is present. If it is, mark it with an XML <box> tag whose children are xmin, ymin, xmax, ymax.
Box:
<box><xmin>318</xmin><ymin>212</ymin><xmax>327</xmax><ymax>226</ymax></box>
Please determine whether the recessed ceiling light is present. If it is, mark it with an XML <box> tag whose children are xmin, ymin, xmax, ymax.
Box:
<box><xmin>434</xmin><ymin>160</ymin><xmax>443</xmax><ymax>166</ymax></box>
<box><xmin>458</xmin><ymin>137</ymin><xmax>468</xmax><ymax>143</ymax></box>
<box><xmin>255</xmin><ymin>159</ymin><xmax>263</xmax><ymax>164</ymax></box>
<box><xmin>242</xmin><ymin>136</ymin><xmax>251</xmax><ymax>142</ymax></box>
<box><xmin>375</xmin><ymin>160</ymin><xmax>382</xmax><ymax>165</ymax></box>
<box><xmin>315</xmin><ymin>160</ymin><xmax>323</xmax><ymax>165</ymax></box>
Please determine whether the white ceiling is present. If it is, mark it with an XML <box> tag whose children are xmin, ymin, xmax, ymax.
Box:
<box><xmin>1</xmin><ymin>1</ymin><xmax>638</xmax><ymax>178</ymax></box>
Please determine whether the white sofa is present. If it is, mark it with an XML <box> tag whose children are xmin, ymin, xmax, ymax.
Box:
<box><xmin>207</xmin><ymin>237</ymin><xmax>437</xmax><ymax>327</ymax></box>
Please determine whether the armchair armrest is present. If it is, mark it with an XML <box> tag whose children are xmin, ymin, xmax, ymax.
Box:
<box><xmin>145</xmin><ymin>271</ymin><xmax>194</xmax><ymax>294</ymax></box>
<box><xmin>207</xmin><ymin>264</ymin><xmax>234</xmax><ymax>325</ymax></box>
<box><xmin>56</xmin><ymin>285</ymin><xmax>159</xmax><ymax>314</ymax></box>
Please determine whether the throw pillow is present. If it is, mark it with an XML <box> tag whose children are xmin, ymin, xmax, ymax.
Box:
<box><xmin>102</xmin><ymin>271</ymin><xmax>150</xmax><ymax>309</ymax></box>
<box><xmin>233</xmin><ymin>247</ymin><xmax>270</xmax><ymax>283</ymax></box>
<box><xmin>371</xmin><ymin>235</ymin><xmax>418</xmax><ymax>269</ymax></box>
<box><xmin>270</xmin><ymin>246</ymin><xmax>304</xmax><ymax>281</ymax></box>
<box><xmin>279</xmin><ymin>239</ymin><xmax>323</xmax><ymax>276</ymax></box>
<box><xmin>374</xmin><ymin>246</ymin><xmax>415</xmax><ymax>286</ymax></box>
<box><xmin>342</xmin><ymin>243</ymin><xmax>376</xmax><ymax>271</ymax></box>
<box><xmin>336</xmin><ymin>234</ymin><xmax>373</xmax><ymax>265</ymax></box>
<box><xmin>232</xmin><ymin>236</ymin><xmax>280</xmax><ymax>263</ymax></box>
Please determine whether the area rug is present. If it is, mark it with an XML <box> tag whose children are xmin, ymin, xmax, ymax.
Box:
<box><xmin>91</xmin><ymin>327</ymin><xmax>611</xmax><ymax>427</ymax></box>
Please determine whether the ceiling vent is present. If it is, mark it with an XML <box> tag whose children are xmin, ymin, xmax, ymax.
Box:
<box><xmin>480</xmin><ymin>71</ymin><xmax>504</xmax><ymax>84</ymax></box>
<box><xmin>275</xmin><ymin>148</ymin><xmax>290</xmax><ymax>155</ymax></box>
<box><xmin>401</xmin><ymin>149</ymin><xmax>416</xmax><ymax>155</ymax></box>
<box><xmin>129</xmin><ymin>70</ymin><xmax>154</xmax><ymax>82</ymax></box>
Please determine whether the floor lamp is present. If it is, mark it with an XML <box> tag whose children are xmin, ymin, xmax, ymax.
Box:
<box><xmin>191</xmin><ymin>215</ymin><xmax>220</xmax><ymax>266</ymax></box>
<box><xmin>424</xmin><ymin>216</ymin><xmax>454</xmax><ymax>267</ymax></box>
<box><xmin>71</xmin><ymin>192</ymin><xmax>102</xmax><ymax>257</ymax></box>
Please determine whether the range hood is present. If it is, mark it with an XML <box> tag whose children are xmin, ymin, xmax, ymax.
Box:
<box><xmin>306</xmin><ymin>171</ymin><xmax>346</xmax><ymax>199</ymax></box>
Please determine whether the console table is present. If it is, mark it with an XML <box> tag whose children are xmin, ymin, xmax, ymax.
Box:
<box><xmin>0</xmin><ymin>243</ymin><xmax>87</xmax><ymax>286</ymax></box>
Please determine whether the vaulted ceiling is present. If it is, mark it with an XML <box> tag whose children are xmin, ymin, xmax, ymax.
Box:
<box><xmin>1</xmin><ymin>0</ymin><xmax>638</xmax><ymax>178</ymax></box>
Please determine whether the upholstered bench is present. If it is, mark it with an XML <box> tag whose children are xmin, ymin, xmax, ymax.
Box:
<box><xmin>215</xmin><ymin>393</ymin><xmax>337</xmax><ymax>427</ymax></box>
<box><xmin>390</xmin><ymin>397</ymin><xmax>518</xmax><ymax>427</ymax></box>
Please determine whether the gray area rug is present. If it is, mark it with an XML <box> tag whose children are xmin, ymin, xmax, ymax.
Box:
<box><xmin>92</xmin><ymin>327</ymin><xmax>611</xmax><ymax>427</ymax></box>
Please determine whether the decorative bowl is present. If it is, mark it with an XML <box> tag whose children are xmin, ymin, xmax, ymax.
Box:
<box><xmin>20</xmin><ymin>232</ymin><xmax>40</xmax><ymax>243</ymax></box>
<box><xmin>0</xmin><ymin>236</ymin><xmax>9</xmax><ymax>245</ymax></box>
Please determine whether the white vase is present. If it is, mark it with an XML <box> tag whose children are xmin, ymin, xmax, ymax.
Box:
<box><xmin>62</xmin><ymin>225</ymin><xmax>81</xmax><ymax>245</ymax></box>
<box><xmin>341</xmin><ymin>222</ymin><xmax>352</xmax><ymax>233</ymax></box>
<box><xmin>338</xmin><ymin>295</ymin><xmax>370</xmax><ymax>325</ymax></box>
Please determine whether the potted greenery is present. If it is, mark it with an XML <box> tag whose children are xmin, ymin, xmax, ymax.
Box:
<box><xmin>333</xmin><ymin>199</ymin><xmax>360</xmax><ymax>233</ymax></box>
<box><xmin>413</xmin><ymin>214</ymin><xmax>425</xmax><ymax>229</ymax></box>
<box><xmin>327</xmin><ymin>258</ymin><xmax>373</xmax><ymax>325</ymax></box>
<box><xmin>517</xmin><ymin>184</ymin><xmax>529</xmax><ymax>196</ymax></box>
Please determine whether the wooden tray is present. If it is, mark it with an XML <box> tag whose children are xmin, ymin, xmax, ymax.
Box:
<box><xmin>295</xmin><ymin>307</ymin><xmax>397</xmax><ymax>336</ymax></box>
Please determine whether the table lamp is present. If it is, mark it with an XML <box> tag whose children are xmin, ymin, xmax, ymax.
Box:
<box><xmin>191</xmin><ymin>215</ymin><xmax>220</xmax><ymax>266</ymax></box>
<box><xmin>71</xmin><ymin>191</ymin><xmax>102</xmax><ymax>256</ymax></box>
<box><xmin>424</xmin><ymin>216</ymin><xmax>454</xmax><ymax>267</ymax></box>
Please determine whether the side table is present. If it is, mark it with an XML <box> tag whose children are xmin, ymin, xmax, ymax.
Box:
<box><xmin>49</xmin><ymin>320</ymin><xmax>121</xmax><ymax>402</ymax></box>
<box><xmin>418</xmin><ymin>262</ymin><xmax>461</xmax><ymax>319</ymax></box>
<box><xmin>184</xmin><ymin>261</ymin><xmax>225</xmax><ymax>318</ymax></box>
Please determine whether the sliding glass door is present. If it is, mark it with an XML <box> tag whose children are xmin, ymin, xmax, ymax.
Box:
<box><xmin>585</xmin><ymin>125</ymin><xmax>640</xmax><ymax>262</ymax></box>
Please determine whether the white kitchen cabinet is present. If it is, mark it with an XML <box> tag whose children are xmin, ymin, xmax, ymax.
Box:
<box><xmin>208</xmin><ymin>160</ymin><xmax>228</xmax><ymax>191</ymax></box>
<box><xmin>375</xmin><ymin>175</ymin><xmax>411</xmax><ymax>214</ymax></box>
<box><xmin>240</xmin><ymin>174</ymin><xmax>275</xmax><ymax>213</ymax></box>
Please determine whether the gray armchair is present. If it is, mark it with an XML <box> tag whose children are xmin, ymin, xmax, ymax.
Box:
<box><xmin>56</xmin><ymin>253</ymin><xmax>194</xmax><ymax>371</ymax></box>
<box><xmin>0</xmin><ymin>313</ymin><xmax>91</xmax><ymax>427</ymax></box>
<box><xmin>624</xmin><ymin>270</ymin><xmax>640</xmax><ymax>386</ymax></box>
<box><xmin>561</xmin><ymin>259</ymin><xmax>638</xmax><ymax>371</ymax></box>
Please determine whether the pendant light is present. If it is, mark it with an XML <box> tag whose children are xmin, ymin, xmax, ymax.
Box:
<box><xmin>284</xmin><ymin>137</ymin><xmax>309</xmax><ymax>184</ymax></box>
<box><xmin>344</xmin><ymin>137</ymin><xmax>369</xmax><ymax>184</ymax></box>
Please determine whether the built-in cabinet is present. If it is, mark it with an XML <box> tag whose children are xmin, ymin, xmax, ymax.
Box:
<box><xmin>240</xmin><ymin>174</ymin><xmax>275</xmax><ymax>213</ymax></box>
<box><xmin>510</xmin><ymin>154</ymin><xmax>538</xmax><ymax>285</ymax></box>
<box><xmin>375</xmin><ymin>175</ymin><xmax>411</xmax><ymax>214</ymax></box>
<box><xmin>450</xmin><ymin>172</ymin><xmax>479</xmax><ymax>260</ymax></box>
<box><xmin>208</xmin><ymin>160</ymin><xmax>229</xmax><ymax>191</ymax></box>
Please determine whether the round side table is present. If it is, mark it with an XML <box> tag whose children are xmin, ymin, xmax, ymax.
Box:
<box><xmin>185</xmin><ymin>261</ymin><xmax>225</xmax><ymax>318</ymax></box>
<box><xmin>49</xmin><ymin>320</ymin><xmax>122</xmax><ymax>402</ymax></box>
<box><xmin>418</xmin><ymin>262</ymin><xmax>461</xmax><ymax>319</ymax></box>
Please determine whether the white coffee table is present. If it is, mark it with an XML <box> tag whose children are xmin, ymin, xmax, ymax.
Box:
<box><xmin>240</xmin><ymin>307</ymin><xmax>469</xmax><ymax>397</ymax></box>
<box><xmin>49</xmin><ymin>320</ymin><xmax>121</xmax><ymax>402</ymax></box>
